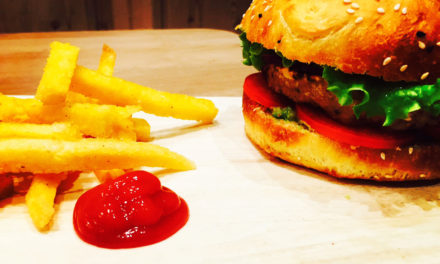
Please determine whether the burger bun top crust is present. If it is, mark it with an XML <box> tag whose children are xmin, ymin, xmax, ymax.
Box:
<box><xmin>239</xmin><ymin>0</ymin><xmax>440</xmax><ymax>82</ymax></box>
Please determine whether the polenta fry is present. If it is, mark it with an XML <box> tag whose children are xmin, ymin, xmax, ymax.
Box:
<box><xmin>0</xmin><ymin>122</ymin><xmax>81</xmax><ymax>139</ymax></box>
<box><xmin>35</xmin><ymin>42</ymin><xmax>79</xmax><ymax>105</ymax></box>
<box><xmin>71</xmin><ymin>66</ymin><xmax>218</xmax><ymax>123</ymax></box>
<box><xmin>25</xmin><ymin>173</ymin><xmax>67</xmax><ymax>230</ymax></box>
<box><xmin>0</xmin><ymin>138</ymin><xmax>195</xmax><ymax>174</ymax></box>
<box><xmin>94</xmin><ymin>169</ymin><xmax>126</xmax><ymax>183</ymax></box>
<box><xmin>67</xmin><ymin>103</ymin><xmax>140</xmax><ymax>140</ymax></box>
<box><xmin>98</xmin><ymin>44</ymin><xmax>116</xmax><ymax>76</ymax></box>
<box><xmin>0</xmin><ymin>94</ymin><xmax>139</xmax><ymax>139</ymax></box>
<box><xmin>132</xmin><ymin>118</ymin><xmax>151</xmax><ymax>141</ymax></box>
<box><xmin>65</xmin><ymin>91</ymin><xmax>100</xmax><ymax>105</ymax></box>
<box><xmin>0</xmin><ymin>94</ymin><xmax>45</xmax><ymax>123</ymax></box>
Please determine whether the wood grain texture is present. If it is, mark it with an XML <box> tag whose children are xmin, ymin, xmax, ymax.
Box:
<box><xmin>0</xmin><ymin>29</ymin><xmax>255</xmax><ymax>96</ymax></box>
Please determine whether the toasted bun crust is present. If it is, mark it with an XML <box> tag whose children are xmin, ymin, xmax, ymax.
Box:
<box><xmin>239</xmin><ymin>0</ymin><xmax>440</xmax><ymax>82</ymax></box>
<box><xmin>243</xmin><ymin>93</ymin><xmax>440</xmax><ymax>181</ymax></box>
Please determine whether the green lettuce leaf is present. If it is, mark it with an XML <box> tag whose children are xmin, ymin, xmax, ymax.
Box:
<box><xmin>238</xmin><ymin>32</ymin><xmax>440</xmax><ymax>126</ymax></box>
<box><xmin>239</xmin><ymin>32</ymin><xmax>293</xmax><ymax>69</ymax></box>
<box><xmin>324</xmin><ymin>67</ymin><xmax>440</xmax><ymax>126</ymax></box>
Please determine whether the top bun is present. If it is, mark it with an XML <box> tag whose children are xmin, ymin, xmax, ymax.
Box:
<box><xmin>239</xmin><ymin>0</ymin><xmax>440</xmax><ymax>82</ymax></box>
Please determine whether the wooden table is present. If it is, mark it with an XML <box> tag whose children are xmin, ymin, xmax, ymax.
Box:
<box><xmin>0</xmin><ymin>29</ymin><xmax>255</xmax><ymax>96</ymax></box>
<box><xmin>1</xmin><ymin>29</ymin><xmax>440</xmax><ymax>264</ymax></box>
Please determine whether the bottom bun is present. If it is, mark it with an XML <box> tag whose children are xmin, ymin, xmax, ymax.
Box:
<box><xmin>242</xmin><ymin>93</ymin><xmax>440</xmax><ymax>181</ymax></box>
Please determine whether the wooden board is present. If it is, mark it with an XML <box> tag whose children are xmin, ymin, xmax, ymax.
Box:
<box><xmin>1</xmin><ymin>97</ymin><xmax>440</xmax><ymax>263</ymax></box>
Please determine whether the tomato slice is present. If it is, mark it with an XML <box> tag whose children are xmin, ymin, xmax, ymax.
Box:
<box><xmin>243</xmin><ymin>72</ymin><xmax>415</xmax><ymax>149</ymax></box>
<box><xmin>296</xmin><ymin>104</ymin><xmax>415</xmax><ymax>149</ymax></box>
<box><xmin>243</xmin><ymin>72</ymin><xmax>288</xmax><ymax>107</ymax></box>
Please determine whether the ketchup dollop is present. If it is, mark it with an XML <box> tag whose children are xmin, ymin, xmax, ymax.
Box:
<box><xmin>73</xmin><ymin>170</ymin><xmax>189</xmax><ymax>249</ymax></box>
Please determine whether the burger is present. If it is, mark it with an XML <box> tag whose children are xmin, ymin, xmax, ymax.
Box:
<box><xmin>237</xmin><ymin>0</ymin><xmax>440</xmax><ymax>181</ymax></box>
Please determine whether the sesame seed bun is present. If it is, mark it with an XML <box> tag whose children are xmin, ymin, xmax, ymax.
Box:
<box><xmin>239</xmin><ymin>0</ymin><xmax>440</xmax><ymax>82</ymax></box>
<box><xmin>242</xmin><ymin>93</ymin><xmax>440</xmax><ymax>181</ymax></box>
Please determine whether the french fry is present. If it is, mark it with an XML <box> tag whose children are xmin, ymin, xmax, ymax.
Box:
<box><xmin>35</xmin><ymin>42</ymin><xmax>79</xmax><ymax>105</ymax></box>
<box><xmin>0</xmin><ymin>94</ymin><xmax>44</xmax><ymax>123</ymax></box>
<box><xmin>25</xmin><ymin>173</ymin><xmax>67</xmax><ymax>230</ymax></box>
<box><xmin>68</xmin><ymin>103</ymin><xmax>139</xmax><ymax>140</ymax></box>
<box><xmin>64</xmin><ymin>43</ymin><xmax>116</xmax><ymax>105</ymax></box>
<box><xmin>94</xmin><ymin>169</ymin><xmax>126</xmax><ymax>183</ymax></box>
<box><xmin>98</xmin><ymin>44</ymin><xmax>116</xmax><ymax>76</ymax></box>
<box><xmin>65</xmin><ymin>91</ymin><xmax>100</xmax><ymax>105</ymax></box>
<box><xmin>0</xmin><ymin>94</ymin><xmax>65</xmax><ymax>124</ymax></box>
<box><xmin>0</xmin><ymin>94</ymin><xmax>138</xmax><ymax>139</ymax></box>
<box><xmin>0</xmin><ymin>138</ymin><xmax>195</xmax><ymax>174</ymax></box>
<box><xmin>71</xmin><ymin>66</ymin><xmax>218</xmax><ymax>123</ymax></box>
<box><xmin>133</xmin><ymin>118</ymin><xmax>151</xmax><ymax>141</ymax></box>
<box><xmin>0</xmin><ymin>122</ymin><xmax>81</xmax><ymax>139</ymax></box>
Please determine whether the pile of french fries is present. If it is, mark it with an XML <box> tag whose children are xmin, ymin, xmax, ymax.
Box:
<box><xmin>0</xmin><ymin>42</ymin><xmax>218</xmax><ymax>231</ymax></box>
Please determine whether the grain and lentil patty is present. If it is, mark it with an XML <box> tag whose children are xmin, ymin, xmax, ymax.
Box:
<box><xmin>265</xmin><ymin>64</ymin><xmax>439</xmax><ymax>130</ymax></box>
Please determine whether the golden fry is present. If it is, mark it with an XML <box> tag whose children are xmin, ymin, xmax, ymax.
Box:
<box><xmin>68</xmin><ymin>103</ymin><xmax>139</xmax><ymax>140</ymax></box>
<box><xmin>0</xmin><ymin>94</ymin><xmax>137</xmax><ymax>139</ymax></box>
<box><xmin>65</xmin><ymin>91</ymin><xmax>100</xmax><ymax>105</ymax></box>
<box><xmin>133</xmin><ymin>118</ymin><xmax>151</xmax><ymax>141</ymax></box>
<box><xmin>25</xmin><ymin>173</ymin><xmax>67</xmax><ymax>230</ymax></box>
<box><xmin>94</xmin><ymin>169</ymin><xmax>126</xmax><ymax>183</ymax></box>
<box><xmin>71</xmin><ymin>66</ymin><xmax>218</xmax><ymax>123</ymax></box>
<box><xmin>0</xmin><ymin>122</ymin><xmax>81</xmax><ymax>139</ymax></box>
<box><xmin>0</xmin><ymin>138</ymin><xmax>195</xmax><ymax>174</ymax></box>
<box><xmin>0</xmin><ymin>94</ymin><xmax>43</xmax><ymax>123</ymax></box>
<box><xmin>98</xmin><ymin>44</ymin><xmax>116</xmax><ymax>76</ymax></box>
<box><xmin>35</xmin><ymin>42</ymin><xmax>79</xmax><ymax>105</ymax></box>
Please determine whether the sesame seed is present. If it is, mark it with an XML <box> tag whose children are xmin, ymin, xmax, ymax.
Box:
<box><xmin>420</xmin><ymin>173</ymin><xmax>426</xmax><ymax>178</ymax></box>
<box><xmin>418</xmin><ymin>41</ymin><xmax>426</xmax><ymax>50</ymax></box>
<box><xmin>351</xmin><ymin>3</ymin><xmax>360</xmax><ymax>9</ymax></box>
<box><xmin>394</xmin><ymin>3</ymin><xmax>401</xmax><ymax>11</ymax></box>
<box><xmin>421</xmin><ymin>72</ymin><xmax>430</xmax><ymax>80</ymax></box>
<box><xmin>242</xmin><ymin>13</ymin><xmax>245</xmax><ymax>18</ymax></box>
<box><xmin>346</xmin><ymin>8</ymin><xmax>355</xmax><ymax>14</ymax></box>
<box><xmin>267</xmin><ymin>20</ymin><xmax>272</xmax><ymax>26</ymax></box>
<box><xmin>251</xmin><ymin>15</ymin><xmax>255</xmax><ymax>20</ymax></box>
<box><xmin>385</xmin><ymin>175</ymin><xmax>393</xmax><ymax>179</ymax></box>
<box><xmin>400</xmin><ymin>65</ymin><xmax>408</xmax><ymax>72</ymax></box>
<box><xmin>355</xmin><ymin>16</ymin><xmax>364</xmax><ymax>24</ymax></box>
<box><xmin>377</xmin><ymin>7</ymin><xmax>385</xmax><ymax>14</ymax></box>
<box><xmin>401</xmin><ymin>7</ymin><xmax>407</xmax><ymax>14</ymax></box>
<box><xmin>343</xmin><ymin>0</ymin><xmax>352</xmax><ymax>4</ymax></box>
<box><xmin>382</xmin><ymin>57</ymin><xmax>392</xmax><ymax>66</ymax></box>
<box><xmin>408</xmin><ymin>147</ymin><xmax>414</xmax><ymax>154</ymax></box>
<box><xmin>437</xmin><ymin>41</ymin><xmax>440</xmax><ymax>46</ymax></box>
<box><xmin>380</xmin><ymin>152</ymin><xmax>386</xmax><ymax>160</ymax></box>
<box><xmin>264</xmin><ymin>5</ymin><xmax>271</xmax><ymax>12</ymax></box>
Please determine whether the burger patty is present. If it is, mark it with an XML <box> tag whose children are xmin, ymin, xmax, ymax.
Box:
<box><xmin>265</xmin><ymin>65</ymin><xmax>440</xmax><ymax>131</ymax></box>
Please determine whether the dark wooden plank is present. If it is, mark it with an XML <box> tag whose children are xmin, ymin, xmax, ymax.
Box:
<box><xmin>156</xmin><ymin>0</ymin><xmax>250</xmax><ymax>31</ymax></box>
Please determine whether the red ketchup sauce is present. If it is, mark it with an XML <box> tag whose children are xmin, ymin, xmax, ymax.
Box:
<box><xmin>73</xmin><ymin>170</ymin><xmax>189</xmax><ymax>249</ymax></box>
